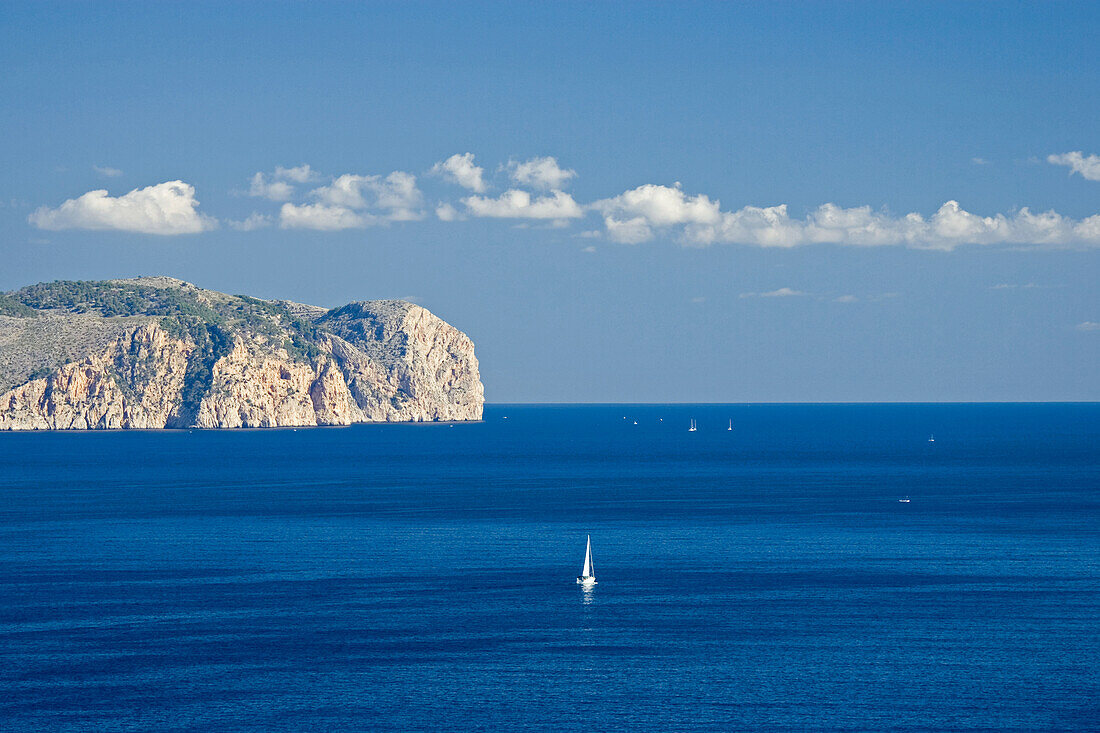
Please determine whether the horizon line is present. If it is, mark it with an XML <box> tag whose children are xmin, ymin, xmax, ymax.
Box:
<box><xmin>483</xmin><ymin>400</ymin><xmax>1099</xmax><ymax>406</ymax></box>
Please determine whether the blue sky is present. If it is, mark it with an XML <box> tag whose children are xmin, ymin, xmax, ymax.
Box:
<box><xmin>1</xmin><ymin>1</ymin><xmax>1097</xmax><ymax>401</ymax></box>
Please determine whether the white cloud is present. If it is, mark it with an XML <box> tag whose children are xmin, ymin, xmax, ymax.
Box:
<box><xmin>430</xmin><ymin>153</ymin><xmax>486</xmax><ymax>192</ymax></box>
<box><xmin>463</xmin><ymin>189</ymin><xmax>583</xmax><ymax>220</ymax></box>
<box><xmin>603</xmin><ymin>216</ymin><xmax>652</xmax><ymax>244</ymax></box>
<box><xmin>310</xmin><ymin>171</ymin><xmax>423</xmax><ymax>221</ymax></box>
<box><xmin>279</xmin><ymin>203</ymin><xmax>373</xmax><ymax>230</ymax></box>
<box><xmin>435</xmin><ymin>203</ymin><xmax>461</xmax><ymax>221</ymax></box>
<box><xmin>1048</xmin><ymin>151</ymin><xmax>1100</xmax><ymax>181</ymax></box>
<box><xmin>33</xmin><ymin>155</ymin><xmax>1100</xmax><ymax>251</ymax></box>
<box><xmin>679</xmin><ymin>198</ymin><xmax>1100</xmax><ymax>251</ymax></box>
<box><xmin>740</xmin><ymin>287</ymin><xmax>807</xmax><ymax>298</ymax></box>
<box><xmin>249</xmin><ymin>172</ymin><xmax>295</xmax><ymax>201</ymax></box>
<box><xmin>1075</xmin><ymin>321</ymin><xmax>1100</xmax><ymax>332</ymax></box>
<box><xmin>590</xmin><ymin>179</ymin><xmax>1100</xmax><ymax>249</ymax></box>
<box><xmin>834</xmin><ymin>294</ymin><xmax>858</xmax><ymax>303</ymax></box>
<box><xmin>593</xmin><ymin>183</ymin><xmax>721</xmax><ymax>243</ymax></box>
<box><xmin>274</xmin><ymin>164</ymin><xmax>319</xmax><ymax>183</ymax></box>
<box><xmin>227</xmin><ymin>212</ymin><xmax>272</xmax><ymax>231</ymax></box>
<box><xmin>991</xmin><ymin>282</ymin><xmax>1041</xmax><ymax>290</ymax></box>
<box><xmin>971</xmin><ymin>157</ymin><xmax>990</xmax><ymax>166</ymax></box>
<box><xmin>507</xmin><ymin>156</ymin><xmax>577</xmax><ymax>190</ymax></box>
<box><xmin>685</xmin><ymin>204</ymin><xmax>805</xmax><ymax>247</ymax></box>
<box><xmin>690</xmin><ymin>296</ymin><xmax>706</xmax><ymax>304</ymax></box>
<box><xmin>28</xmin><ymin>181</ymin><xmax>215</xmax><ymax>235</ymax></box>
<box><xmin>245</xmin><ymin>165</ymin><xmax>321</xmax><ymax>201</ymax></box>
<box><xmin>93</xmin><ymin>165</ymin><xmax>123</xmax><ymax>177</ymax></box>
<box><xmin>581</xmin><ymin>245</ymin><xmax>597</xmax><ymax>253</ymax></box>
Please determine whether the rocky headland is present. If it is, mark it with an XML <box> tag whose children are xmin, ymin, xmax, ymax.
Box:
<box><xmin>0</xmin><ymin>277</ymin><xmax>483</xmax><ymax>429</ymax></box>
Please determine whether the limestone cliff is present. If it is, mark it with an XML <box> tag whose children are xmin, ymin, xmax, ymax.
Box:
<box><xmin>0</xmin><ymin>277</ymin><xmax>483</xmax><ymax>429</ymax></box>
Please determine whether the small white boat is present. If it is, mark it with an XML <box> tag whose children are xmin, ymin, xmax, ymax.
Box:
<box><xmin>576</xmin><ymin>535</ymin><xmax>597</xmax><ymax>586</ymax></box>
<box><xmin>899</xmin><ymin>496</ymin><xmax>911</xmax><ymax>503</ymax></box>
<box><xmin>727</xmin><ymin>419</ymin><xmax>733</xmax><ymax>431</ymax></box>
<box><xmin>688</xmin><ymin>419</ymin><xmax>697</xmax><ymax>432</ymax></box>
<box><xmin>633</xmin><ymin>420</ymin><xmax>638</xmax><ymax>425</ymax></box>
<box><xmin>928</xmin><ymin>434</ymin><xmax>935</xmax><ymax>442</ymax></box>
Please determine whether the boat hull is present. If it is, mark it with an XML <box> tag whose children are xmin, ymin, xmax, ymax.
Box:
<box><xmin>576</xmin><ymin>576</ymin><xmax>597</xmax><ymax>586</ymax></box>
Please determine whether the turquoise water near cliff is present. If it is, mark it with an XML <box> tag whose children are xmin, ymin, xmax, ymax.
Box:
<box><xmin>1</xmin><ymin>404</ymin><xmax>1098</xmax><ymax>731</ymax></box>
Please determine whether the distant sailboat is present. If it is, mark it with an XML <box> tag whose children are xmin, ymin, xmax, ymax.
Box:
<box><xmin>928</xmin><ymin>434</ymin><xmax>935</xmax><ymax>442</ymax></box>
<box><xmin>728</xmin><ymin>419</ymin><xmax>733</xmax><ymax>431</ymax></box>
<box><xmin>899</xmin><ymin>496</ymin><xmax>911</xmax><ymax>503</ymax></box>
<box><xmin>576</xmin><ymin>535</ymin><xmax>597</xmax><ymax>586</ymax></box>
<box><xmin>688</xmin><ymin>419</ymin><xmax>697</xmax><ymax>432</ymax></box>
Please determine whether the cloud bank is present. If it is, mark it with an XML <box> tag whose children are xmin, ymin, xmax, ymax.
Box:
<box><xmin>30</xmin><ymin>151</ymin><xmax>1100</xmax><ymax>249</ymax></box>
<box><xmin>28</xmin><ymin>181</ymin><xmax>215</xmax><ymax>235</ymax></box>
<box><xmin>593</xmin><ymin>183</ymin><xmax>1100</xmax><ymax>250</ymax></box>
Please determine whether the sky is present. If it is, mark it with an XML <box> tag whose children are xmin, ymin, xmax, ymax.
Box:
<box><xmin>1</xmin><ymin>1</ymin><xmax>1097</xmax><ymax>402</ymax></box>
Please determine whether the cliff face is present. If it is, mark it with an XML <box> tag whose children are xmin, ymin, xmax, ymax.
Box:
<box><xmin>0</xmin><ymin>278</ymin><xmax>483</xmax><ymax>430</ymax></box>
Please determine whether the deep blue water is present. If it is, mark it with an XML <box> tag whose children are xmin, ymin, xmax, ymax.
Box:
<box><xmin>1</xmin><ymin>404</ymin><xmax>1098</xmax><ymax>731</ymax></box>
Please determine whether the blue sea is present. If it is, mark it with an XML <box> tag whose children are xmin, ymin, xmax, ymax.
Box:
<box><xmin>1</xmin><ymin>404</ymin><xmax>1098</xmax><ymax>731</ymax></box>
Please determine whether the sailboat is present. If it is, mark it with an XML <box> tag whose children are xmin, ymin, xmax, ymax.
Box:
<box><xmin>727</xmin><ymin>419</ymin><xmax>733</xmax><ymax>431</ymax></box>
<box><xmin>928</xmin><ymin>434</ymin><xmax>935</xmax><ymax>443</ymax></box>
<box><xmin>576</xmin><ymin>535</ymin><xmax>597</xmax><ymax>586</ymax></box>
<box><xmin>688</xmin><ymin>419</ymin><xmax>697</xmax><ymax>432</ymax></box>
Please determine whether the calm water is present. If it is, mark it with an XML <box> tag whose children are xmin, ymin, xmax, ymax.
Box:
<box><xmin>1</xmin><ymin>404</ymin><xmax>1097</xmax><ymax>731</ymax></box>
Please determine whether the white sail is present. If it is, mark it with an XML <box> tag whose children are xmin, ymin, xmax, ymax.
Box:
<box><xmin>581</xmin><ymin>535</ymin><xmax>594</xmax><ymax>578</ymax></box>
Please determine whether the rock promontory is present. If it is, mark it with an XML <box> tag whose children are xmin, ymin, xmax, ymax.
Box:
<box><xmin>0</xmin><ymin>277</ymin><xmax>483</xmax><ymax>429</ymax></box>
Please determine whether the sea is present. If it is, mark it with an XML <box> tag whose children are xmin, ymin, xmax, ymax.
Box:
<box><xmin>1</xmin><ymin>404</ymin><xmax>1097</xmax><ymax>732</ymax></box>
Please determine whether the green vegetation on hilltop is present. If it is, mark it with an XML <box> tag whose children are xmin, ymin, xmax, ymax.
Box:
<box><xmin>0</xmin><ymin>294</ymin><xmax>39</xmax><ymax>318</ymax></box>
<box><xmin>15</xmin><ymin>280</ymin><xmax>223</xmax><ymax>320</ymax></box>
<box><xmin>15</xmin><ymin>280</ymin><xmax>325</xmax><ymax>362</ymax></box>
